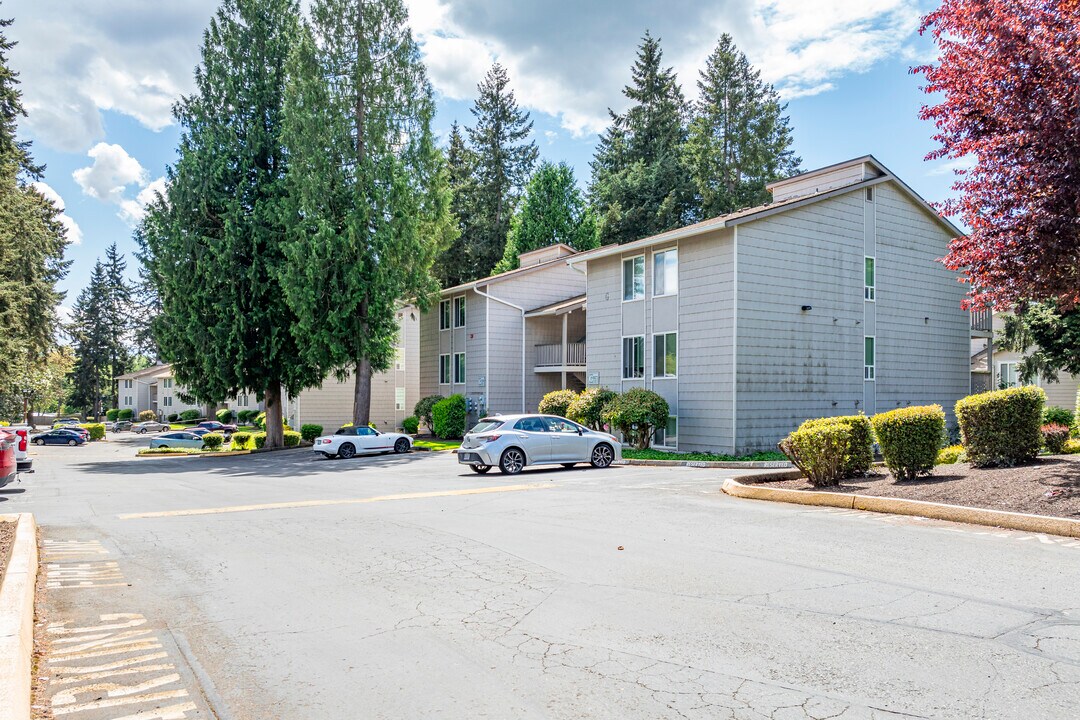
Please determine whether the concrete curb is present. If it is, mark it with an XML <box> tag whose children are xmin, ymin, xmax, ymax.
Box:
<box><xmin>721</xmin><ymin>478</ymin><xmax>1080</xmax><ymax>538</ymax></box>
<box><xmin>622</xmin><ymin>458</ymin><xmax>794</xmax><ymax>470</ymax></box>
<box><xmin>136</xmin><ymin>450</ymin><xmax>252</xmax><ymax>459</ymax></box>
<box><xmin>0</xmin><ymin>513</ymin><xmax>38</xmax><ymax>720</ymax></box>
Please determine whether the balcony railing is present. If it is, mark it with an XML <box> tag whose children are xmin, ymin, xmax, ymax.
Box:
<box><xmin>971</xmin><ymin>308</ymin><xmax>992</xmax><ymax>332</ymax></box>
<box><xmin>535</xmin><ymin>341</ymin><xmax>586</xmax><ymax>368</ymax></box>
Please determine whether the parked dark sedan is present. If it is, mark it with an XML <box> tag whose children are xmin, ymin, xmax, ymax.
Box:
<box><xmin>32</xmin><ymin>429</ymin><xmax>87</xmax><ymax>446</ymax></box>
<box><xmin>197</xmin><ymin>421</ymin><xmax>236</xmax><ymax>435</ymax></box>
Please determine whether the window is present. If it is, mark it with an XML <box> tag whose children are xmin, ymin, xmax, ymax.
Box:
<box><xmin>653</xmin><ymin>249</ymin><xmax>678</xmax><ymax>296</ymax></box>
<box><xmin>654</xmin><ymin>416</ymin><xmax>677</xmax><ymax>448</ymax></box>
<box><xmin>439</xmin><ymin>354</ymin><xmax>451</xmax><ymax>384</ymax></box>
<box><xmin>454</xmin><ymin>352</ymin><xmax>466</xmax><ymax>383</ymax></box>
<box><xmin>864</xmin><ymin>257</ymin><xmax>876</xmax><ymax>301</ymax></box>
<box><xmin>162</xmin><ymin>378</ymin><xmax>173</xmax><ymax>389</ymax></box>
<box><xmin>439</xmin><ymin>300</ymin><xmax>451</xmax><ymax>330</ymax></box>
<box><xmin>622</xmin><ymin>336</ymin><xmax>644</xmax><ymax>379</ymax></box>
<box><xmin>999</xmin><ymin>362</ymin><xmax>1026</xmax><ymax>388</ymax></box>
<box><xmin>394</xmin><ymin>347</ymin><xmax>404</xmax><ymax>371</ymax></box>
<box><xmin>124</xmin><ymin>379</ymin><xmax>132</xmax><ymax>389</ymax></box>
<box><xmin>395</xmin><ymin>387</ymin><xmax>406</xmax><ymax>411</ymax></box>
<box><xmin>622</xmin><ymin>256</ymin><xmax>644</xmax><ymax>301</ymax></box>
<box><xmin>546</xmin><ymin>417</ymin><xmax>583</xmax><ymax>434</ymax></box>
<box><xmin>653</xmin><ymin>332</ymin><xmax>677</xmax><ymax>378</ymax></box>
<box><xmin>453</xmin><ymin>296</ymin><xmax>466</xmax><ymax>328</ymax></box>
<box><xmin>239</xmin><ymin>394</ymin><xmax>249</xmax><ymax>407</ymax></box>
<box><xmin>356</xmin><ymin>427</ymin><xmax>377</xmax><ymax>436</ymax></box>
<box><xmin>865</xmin><ymin>187</ymin><xmax>874</xmax><ymax>202</ymax></box>
<box><xmin>514</xmin><ymin>417</ymin><xmax>548</xmax><ymax>432</ymax></box>
<box><xmin>163</xmin><ymin>396</ymin><xmax>173</xmax><ymax>407</ymax></box>
<box><xmin>864</xmin><ymin>336</ymin><xmax>876</xmax><ymax>381</ymax></box>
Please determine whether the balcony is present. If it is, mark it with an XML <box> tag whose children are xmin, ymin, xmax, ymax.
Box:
<box><xmin>970</xmin><ymin>308</ymin><xmax>992</xmax><ymax>334</ymax></box>
<box><xmin>535</xmin><ymin>341</ymin><xmax>586</xmax><ymax>370</ymax></box>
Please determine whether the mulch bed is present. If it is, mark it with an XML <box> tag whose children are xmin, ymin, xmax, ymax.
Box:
<box><xmin>764</xmin><ymin>454</ymin><xmax>1080</xmax><ymax>519</ymax></box>
<box><xmin>0</xmin><ymin>519</ymin><xmax>14</xmax><ymax>582</ymax></box>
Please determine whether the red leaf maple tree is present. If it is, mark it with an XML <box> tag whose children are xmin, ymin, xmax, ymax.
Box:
<box><xmin>915</xmin><ymin>0</ymin><xmax>1080</xmax><ymax>309</ymax></box>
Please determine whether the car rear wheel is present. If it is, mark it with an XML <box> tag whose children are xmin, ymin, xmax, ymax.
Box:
<box><xmin>34</xmin><ymin>438</ymin><xmax>44</xmax><ymax>446</ymax></box>
<box><xmin>499</xmin><ymin>448</ymin><xmax>525</xmax><ymax>475</ymax></box>
<box><xmin>394</xmin><ymin>438</ymin><xmax>410</xmax><ymax>454</ymax></box>
<box><xmin>470</xmin><ymin>464</ymin><xmax>491</xmax><ymax>474</ymax></box>
<box><xmin>157</xmin><ymin>444</ymin><xmax>168</xmax><ymax>449</ymax></box>
<box><xmin>590</xmin><ymin>443</ymin><xmax>614</xmax><ymax>468</ymax></box>
<box><xmin>338</xmin><ymin>443</ymin><xmax>356</xmax><ymax>459</ymax></box>
<box><xmin>67</xmin><ymin>439</ymin><xmax>77</xmax><ymax>446</ymax></box>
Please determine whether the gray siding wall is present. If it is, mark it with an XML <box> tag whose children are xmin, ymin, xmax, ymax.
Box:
<box><xmin>585</xmin><ymin>255</ymin><xmax>622</xmax><ymax>389</ymax></box>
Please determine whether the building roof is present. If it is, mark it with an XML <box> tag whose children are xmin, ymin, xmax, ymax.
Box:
<box><xmin>441</xmin><ymin>251</ymin><xmax>579</xmax><ymax>296</ymax></box>
<box><xmin>524</xmin><ymin>294</ymin><xmax>586</xmax><ymax>318</ymax></box>
<box><xmin>567</xmin><ymin>155</ymin><xmax>963</xmax><ymax>267</ymax></box>
<box><xmin>115</xmin><ymin>364</ymin><xmax>171</xmax><ymax>381</ymax></box>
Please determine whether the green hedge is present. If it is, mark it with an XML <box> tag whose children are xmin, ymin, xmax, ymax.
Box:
<box><xmin>432</xmin><ymin>395</ymin><xmax>467</xmax><ymax>439</ymax></box>
<box><xmin>936</xmin><ymin>444</ymin><xmax>965</xmax><ymax>465</ymax></box>
<box><xmin>538</xmin><ymin>389</ymin><xmax>578</xmax><ymax>418</ymax></box>
<box><xmin>179</xmin><ymin>409</ymin><xmax>200</xmax><ymax>422</ymax></box>
<box><xmin>414</xmin><ymin>395</ymin><xmax>444</xmax><ymax>433</ymax></box>
<box><xmin>78</xmin><ymin>423</ymin><xmax>106</xmax><ymax>441</ymax></box>
<box><xmin>402</xmin><ymin>416</ymin><xmax>419</xmax><ymax>434</ymax></box>
<box><xmin>216</xmin><ymin>408</ymin><xmax>235</xmax><ymax>423</ymax></box>
<box><xmin>106</xmin><ymin>409</ymin><xmax>119</xmax><ymax>421</ymax></box>
<box><xmin>202</xmin><ymin>433</ymin><xmax>225</xmax><ymax>450</ymax></box>
<box><xmin>871</xmin><ymin>405</ymin><xmax>945</xmax><ymax>481</ymax></box>
<box><xmin>121</xmin><ymin>409</ymin><xmax>136</xmax><ymax>421</ymax></box>
<box><xmin>230</xmin><ymin>431</ymin><xmax>252</xmax><ymax>450</ymax></box>
<box><xmin>1042</xmin><ymin>424</ymin><xmax>1070</xmax><ymax>454</ymax></box>
<box><xmin>797</xmin><ymin>414</ymin><xmax>873</xmax><ymax>477</ymax></box>
<box><xmin>253</xmin><ymin>432</ymin><xmax>267</xmax><ymax>450</ymax></box>
<box><xmin>778</xmin><ymin>424</ymin><xmax>850</xmax><ymax>487</ymax></box>
<box><xmin>602</xmin><ymin>388</ymin><xmax>669</xmax><ymax>449</ymax></box>
<box><xmin>956</xmin><ymin>386</ymin><xmax>1045</xmax><ymax>467</ymax></box>
<box><xmin>300</xmin><ymin>424</ymin><xmax>323</xmax><ymax>443</ymax></box>
<box><xmin>283</xmin><ymin>431</ymin><xmax>301</xmax><ymax>447</ymax></box>
<box><xmin>567</xmin><ymin>387</ymin><xmax>617</xmax><ymax>430</ymax></box>
<box><xmin>1044</xmin><ymin>406</ymin><xmax>1075</xmax><ymax>428</ymax></box>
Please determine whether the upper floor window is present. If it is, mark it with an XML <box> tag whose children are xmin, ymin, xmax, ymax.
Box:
<box><xmin>623</xmin><ymin>256</ymin><xmax>644</xmax><ymax>301</ymax></box>
<box><xmin>653</xmin><ymin>249</ymin><xmax>678</xmax><ymax>296</ymax></box>
<box><xmin>653</xmin><ymin>332</ymin><xmax>677</xmax><ymax>378</ymax></box>
<box><xmin>162</xmin><ymin>378</ymin><xmax>173</xmax><ymax>389</ymax></box>
<box><xmin>439</xmin><ymin>354</ymin><xmax>451</xmax><ymax>384</ymax></box>
<box><xmin>864</xmin><ymin>336</ymin><xmax>876</xmax><ymax>381</ymax></box>
<box><xmin>622</xmin><ymin>336</ymin><xmax>644</xmax><ymax>379</ymax></box>
<box><xmin>453</xmin><ymin>296</ymin><xmax>466</xmax><ymax>328</ymax></box>
<box><xmin>864</xmin><ymin>257</ymin><xmax>876</xmax><ymax>301</ymax></box>
<box><xmin>439</xmin><ymin>300</ymin><xmax>451</xmax><ymax>330</ymax></box>
<box><xmin>123</xmin><ymin>379</ymin><xmax>133</xmax><ymax>389</ymax></box>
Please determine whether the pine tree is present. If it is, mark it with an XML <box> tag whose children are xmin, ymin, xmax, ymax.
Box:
<box><xmin>493</xmin><ymin>161</ymin><xmax>599</xmax><ymax>274</ymax></box>
<box><xmin>589</xmin><ymin>32</ymin><xmax>695</xmax><ymax>245</ymax></box>
<box><xmin>684</xmin><ymin>34</ymin><xmax>800</xmax><ymax>217</ymax></box>
<box><xmin>68</xmin><ymin>262</ymin><xmax>112</xmax><ymax>417</ymax></box>
<box><xmin>435</xmin><ymin>121</ymin><xmax>476</xmax><ymax>288</ymax></box>
<box><xmin>280</xmin><ymin>0</ymin><xmax>456</xmax><ymax>425</ymax></box>
<box><xmin>103</xmin><ymin>243</ymin><xmax>132</xmax><ymax>407</ymax></box>
<box><xmin>465</xmin><ymin>63</ymin><xmax>538</xmax><ymax>278</ymax></box>
<box><xmin>140</xmin><ymin>0</ymin><xmax>317</xmax><ymax>447</ymax></box>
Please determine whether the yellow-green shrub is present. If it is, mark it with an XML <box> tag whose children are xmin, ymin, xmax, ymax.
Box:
<box><xmin>871</xmin><ymin>405</ymin><xmax>944</xmax><ymax>481</ymax></box>
<box><xmin>78</xmin><ymin>423</ymin><xmax>106</xmax><ymax>441</ymax></box>
<box><xmin>778</xmin><ymin>424</ymin><xmax>851</xmax><ymax>487</ymax></box>
<box><xmin>936</xmin><ymin>444</ymin><xmax>965</xmax><ymax>465</ymax></box>
<box><xmin>798</xmin><ymin>414</ymin><xmax>873</xmax><ymax>477</ymax></box>
<box><xmin>538</xmin><ymin>389</ymin><xmax>578</xmax><ymax>418</ymax></box>
<box><xmin>230</xmin><ymin>431</ymin><xmax>252</xmax><ymax>450</ymax></box>
<box><xmin>1064</xmin><ymin>439</ymin><xmax>1080</xmax><ymax>454</ymax></box>
<box><xmin>956</xmin><ymin>386</ymin><xmax>1045</xmax><ymax>467</ymax></box>
<box><xmin>283</xmin><ymin>431</ymin><xmax>301</xmax><ymax>447</ymax></box>
<box><xmin>202</xmin><ymin>433</ymin><xmax>225</xmax><ymax>450</ymax></box>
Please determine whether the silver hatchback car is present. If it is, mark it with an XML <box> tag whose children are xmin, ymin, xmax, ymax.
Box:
<box><xmin>456</xmin><ymin>414</ymin><xmax>622</xmax><ymax>475</ymax></box>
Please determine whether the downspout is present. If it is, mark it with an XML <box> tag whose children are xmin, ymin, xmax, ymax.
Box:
<box><xmin>472</xmin><ymin>285</ymin><xmax>527</xmax><ymax>413</ymax></box>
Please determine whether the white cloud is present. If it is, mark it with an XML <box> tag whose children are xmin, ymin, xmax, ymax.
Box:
<box><xmin>119</xmin><ymin>177</ymin><xmax>167</xmax><ymax>225</ymax></box>
<box><xmin>544</xmin><ymin>130</ymin><xmax>558</xmax><ymax>144</ymax></box>
<box><xmin>927</xmin><ymin>155</ymin><xmax>975</xmax><ymax>177</ymax></box>
<box><xmin>73</xmin><ymin>143</ymin><xmax>148</xmax><ymax>204</ymax></box>
<box><xmin>31</xmin><ymin>181</ymin><xmax>83</xmax><ymax>245</ymax></box>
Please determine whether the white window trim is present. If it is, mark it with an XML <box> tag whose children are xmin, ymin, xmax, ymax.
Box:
<box><xmin>864</xmin><ymin>256</ymin><xmax>876</xmax><ymax>302</ymax></box>
<box><xmin>652</xmin><ymin>247</ymin><xmax>678</xmax><ymax>298</ymax></box>
<box><xmin>653</xmin><ymin>415</ymin><xmax>678</xmax><ymax>449</ymax></box>
<box><xmin>622</xmin><ymin>255</ymin><xmax>645</xmax><ymax>303</ymax></box>
<box><xmin>453</xmin><ymin>295</ymin><xmax>467</xmax><ymax>328</ymax></box>
<box><xmin>438</xmin><ymin>353</ymin><xmax>451</xmax><ymax>385</ymax></box>
<box><xmin>652</xmin><ymin>331</ymin><xmax>678</xmax><ymax>379</ymax></box>
<box><xmin>439</xmin><ymin>300</ymin><xmax>451</xmax><ymax>331</ymax></box>
<box><xmin>621</xmin><ymin>334</ymin><xmax>645</xmax><ymax>380</ymax></box>
<box><xmin>864</xmin><ymin>336</ymin><xmax>876</xmax><ymax>381</ymax></box>
<box><xmin>453</xmin><ymin>352</ymin><xmax>466</xmax><ymax>384</ymax></box>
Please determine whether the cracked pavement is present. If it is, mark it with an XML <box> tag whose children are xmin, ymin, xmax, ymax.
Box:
<box><xmin>8</xmin><ymin>435</ymin><xmax>1080</xmax><ymax>718</ymax></box>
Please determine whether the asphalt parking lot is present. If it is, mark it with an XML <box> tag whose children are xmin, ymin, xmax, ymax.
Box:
<box><xmin>5</xmin><ymin>433</ymin><xmax>1080</xmax><ymax>719</ymax></box>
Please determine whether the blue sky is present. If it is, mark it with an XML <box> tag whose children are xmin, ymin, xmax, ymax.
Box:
<box><xmin>6</xmin><ymin>0</ymin><xmax>964</xmax><ymax>308</ymax></box>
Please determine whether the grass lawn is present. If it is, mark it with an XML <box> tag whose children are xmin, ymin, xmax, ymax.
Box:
<box><xmin>413</xmin><ymin>439</ymin><xmax>461</xmax><ymax>451</ymax></box>
<box><xmin>622</xmin><ymin>448</ymin><xmax>788</xmax><ymax>463</ymax></box>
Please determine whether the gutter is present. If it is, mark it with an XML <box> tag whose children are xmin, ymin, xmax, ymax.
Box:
<box><xmin>471</xmin><ymin>286</ymin><xmax>527</xmax><ymax>414</ymax></box>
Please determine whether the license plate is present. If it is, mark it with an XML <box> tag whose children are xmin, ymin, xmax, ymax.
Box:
<box><xmin>458</xmin><ymin>452</ymin><xmax>478</xmax><ymax>463</ymax></box>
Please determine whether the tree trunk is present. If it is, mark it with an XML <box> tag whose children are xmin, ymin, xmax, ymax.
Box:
<box><xmin>352</xmin><ymin>359</ymin><xmax>372</xmax><ymax>427</ymax></box>
<box><xmin>264</xmin><ymin>384</ymin><xmax>285</xmax><ymax>448</ymax></box>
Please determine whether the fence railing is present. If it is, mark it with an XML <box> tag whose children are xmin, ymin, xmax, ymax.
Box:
<box><xmin>535</xmin><ymin>342</ymin><xmax>587</xmax><ymax>367</ymax></box>
<box><xmin>971</xmin><ymin>308</ymin><xmax>992</xmax><ymax>332</ymax></box>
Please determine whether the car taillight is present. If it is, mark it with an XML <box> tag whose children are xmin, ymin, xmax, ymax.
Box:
<box><xmin>478</xmin><ymin>434</ymin><xmax>501</xmax><ymax>443</ymax></box>
<box><xmin>16</xmin><ymin>430</ymin><xmax>26</xmax><ymax>452</ymax></box>
<box><xmin>321</xmin><ymin>438</ymin><xmax>332</xmax><ymax>444</ymax></box>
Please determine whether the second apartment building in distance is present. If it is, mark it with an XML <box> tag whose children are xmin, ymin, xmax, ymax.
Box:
<box><xmin>570</xmin><ymin>155</ymin><xmax>973</xmax><ymax>454</ymax></box>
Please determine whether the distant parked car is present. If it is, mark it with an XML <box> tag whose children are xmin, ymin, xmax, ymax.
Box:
<box><xmin>0</xmin><ymin>429</ymin><xmax>16</xmax><ymax>488</ymax></box>
<box><xmin>9</xmin><ymin>425</ymin><xmax>31</xmax><ymax>470</ymax></box>
<box><xmin>456</xmin><ymin>414</ymin><xmax>621</xmax><ymax>475</ymax></box>
<box><xmin>313</xmin><ymin>426</ymin><xmax>412</xmax><ymax>459</ymax></box>
<box><xmin>32</xmin><ymin>429</ymin><xmax>87</xmax><ymax>446</ymax></box>
<box><xmin>149</xmin><ymin>432</ymin><xmax>205</xmax><ymax>450</ymax></box>
<box><xmin>132</xmin><ymin>421</ymin><xmax>167</xmax><ymax>434</ymax></box>
<box><xmin>52</xmin><ymin>418</ymin><xmax>81</xmax><ymax>428</ymax></box>
<box><xmin>188</xmin><ymin>428</ymin><xmax>212</xmax><ymax>437</ymax></box>
<box><xmin>197</xmin><ymin>421</ymin><xmax>236</xmax><ymax>435</ymax></box>
<box><xmin>111</xmin><ymin>420</ymin><xmax>132</xmax><ymax>432</ymax></box>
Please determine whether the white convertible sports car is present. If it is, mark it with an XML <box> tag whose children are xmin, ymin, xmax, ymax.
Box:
<box><xmin>313</xmin><ymin>425</ymin><xmax>413</xmax><ymax>459</ymax></box>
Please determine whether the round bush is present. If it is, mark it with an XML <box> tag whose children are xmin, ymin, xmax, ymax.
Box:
<box><xmin>1045</xmin><ymin>406</ymin><xmax>1074</xmax><ymax>428</ymax></box>
<box><xmin>300</xmin><ymin>424</ymin><xmax>323</xmax><ymax>443</ymax></box>
<box><xmin>567</xmin><ymin>387</ymin><xmax>617</xmax><ymax>430</ymax></box>
<box><xmin>936</xmin><ymin>444</ymin><xmax>966</xmax><ymax>465</ymax></box>
<box><xmin>1042</xmin><ymin>424</ymin><xmax>1070</xmax><ymax>454</ymax></box>
<box><xmin>778</xmin><ymin>424</ymin><xmax>851</xmax><ymax>487</ymax></box>
<box><xmin>166</xmin><ymin>413</ymin><xmax>179</xmax><ymax>422</ymax></box>
<box><xmin>871</xmin><ymin>405</ymin><xmax>945</xmax><ymax>481</ymax></box>
<box><xmin>202</xmin><ymin>433</ymin><xmax>225</xmax><ymax>450</ymax></box>
<box><xmin>122</xmin><ymin>409</ymin><xmax>137</xmax><ymax>421</ymax></box>
<box><xmin>230</xmin><ymin>431</ymin><xmax>251</xmax><ymax>450</ymax></box>
<box><xmin>253</xmin><ymin>432</ymin><xmax>268</xmax><ymax>450</ymax></box>
<box><xmin>402</xmin><ymin>416</ymin><xmax>419</xmax><ymax>434</ymax></box>
<box><xmin>179</xmin><ymin>409</ymin><xmax>200</xmax><ymax>422</ymax></box>
<box><xmin>283</xmin><ymin>431</ymin><xmax>301</xmax><ymax>447</ymax></box>
<box><xmin>797</xmin><ymin>414</ymin><xmax>873</xmax><ymax>478</ymax></box>
<box><xmin>106</xmin><ymin>409</ymin><xmax>119</xmax><ymax>421</ymax></box>
<box><xmin>602</xmin><ymin>388</ymin><xmax>668</xmax><ymax>449</ymax></box>
<box><xmin>432</xmin><ymin>395</ymin><xmax>467</xmax><ymax>439</ymax></box>
<box><xmin>414</xmin><ymin>395</ymin><xmax>444</xmax><ymax>433</ymax></box>
<box><xmin>538</xmin><ymin>389</ymin><xmax>578</xmax><ymax>418</ymax></box>
<box><xmin>254</xmin><ymin>411</ymin><xmax>267</xmax><ymax>429</ymax></box>
<box><xmin>78</xmin><ymin>423</ymin><xmax>106</xmax><ymax>441</ymax></box>
<box><xmin>956</xmin><ymin>386</ymin><xmax>1045</xmax><ymax>467</ymax></box>
<box><xmin>216</xmin><ymin>408</ymin><xmax>235</xmax><ymax>424</ymax></box>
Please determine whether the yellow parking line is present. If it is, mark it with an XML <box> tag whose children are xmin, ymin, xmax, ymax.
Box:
<box><xmin>118</xmin><ymin>483</ymin><xmax>553</xmax><ymax>520</ymax></box>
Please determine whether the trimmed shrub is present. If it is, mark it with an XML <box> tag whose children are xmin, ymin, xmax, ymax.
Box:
<box><xmin>78</xmin><ymin>423</ymin><xmax>106</xmax><ymax>441</ymax></box>
<box><xmin>300</xmin><ymin>424</ymin><xmax>323</xmax><ymax>443</ymax></box>
<box><xmin>283</xmin><ymin>431</ymin><xmax>301</xmax><ymax>447</ymax></box>
<box><xmin>202</xmin><ymin>433</ymin><xmax>225</xmax><ymax>450</ymax></box>
<box><xmin>402</xmin><ymin>416</ymin><xmax>419</xmax><ymax>434</ymax></box>
<box><xmin>432</xmin><ymin>395</ymin><xmax>467</xmax><ymax>439</ymax></box>
<box><xmin>1065</xmin><ymin>439</ymin><xmax>1080</xmax><ymax>454</ymax></box>
<box><xmin>216</xmin><ymin>408</ymin><xmax>235</xmax><ymax>423</ymax></box>
<box><xmin>1042</xmin><ymin>424</ymin><xmax>1070</xmax><ymax>454</ymax></box>
<box><xmin>414</xmin><ymin>395</ymin><xmax>444</xmax><ymax>433</ymax></box>
<box><xmin>236</xmin><ymin>410</ymin><xmax>253</xmax><ymax>424</ymax></box>
<box><xmin>179</xmin><ymin>409</ymin><xmax>200</xmax><ymax>422</ymax></box>
<box><xmin>602</xmin><ymin>388</ymin><xmax>669</xmax><ymax>449</ymax></box>
<box><xmin>936</xmin><ymin>444</ymin><xmax>966</xmax><ymax>465</ymax></box>
<box><xmin>254</xmin><ymin>411</ymin><xmax>266</xmax><ymax>429</ymax></box>
<box><xmin>1044</xmin><ymin>406</ymin><xmax>1075</xmax><ymax>428</ymax></box>
<box><xmin>106</xmin><ymin>409</ymin><xmax>119</xmax><ymax>421</ymax></box>
<box><xmin>253</xmin><ymin>432</ymin><xmax>268</xmax><ymax>450</ymax></box>
<box><xmin>167</xmin><ymin>413</ymin><xmax>179</xmax><ymax>422</ymax></box>
<box><xmin>567</xmin><ymin>387</ymin><xmax>617</xmax><ymax>430</ymax></box>
<box><xmin>797</xmin><ymin>414</ymin><xmax>873</xmax><ymax>477</ymax></box>
<box><xmin>124</xmin><ymin>409</ymin><xmax>139</xmax><ymax>421</ymax></box>
<box><xmin>871</xmin><ymin>405</ymin><xmax>945</xmax><ymax>481</ymax></box>
<box><xmin>538</xmin><ymin>389</ymin><xmax>578</xmax><ymax>418</ymax></box>
<box><xmin>956</xmin><ymin>386</ymin><xmax>1045</xmax><ymax>467</ymax></box>
<box><xmin>778</xmin><ymin>424</ymin><xmax>851</xmax><ymax>487</ymax></box>
<box><xmin>230</xmin><ymin>431</ymin><xmax>252</xmax><ymax>450</ymax></box>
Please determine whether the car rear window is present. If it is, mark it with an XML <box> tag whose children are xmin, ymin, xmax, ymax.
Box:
<box><xmin>469</xmin><ymin>420</ymin><xmax>504</xmax><ymax>434</ymax></box>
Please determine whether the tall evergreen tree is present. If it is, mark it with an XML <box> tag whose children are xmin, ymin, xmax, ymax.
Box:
<box><xmin>280</xmin><ymin>0</ymin><xmax>455</xmax><ymax>425</ymax></box>
<box><xmin>465</xmin><ymin>63</ymin><xmax>538</xmax><ymax>278</ymax></box>
<box><xmin>684</xmin><ymin>34</ymin><xmax>799</xmax><ymax>217</ymax></box>
<box><xmin>434</xmin><ymin>121</ymin><xmax>476</xmax><ymax>288</ymax></box>
<box><xmin>103</xmin><ymin>242</ymin><xmax>132</xmax><ymax>407</ymax></box>
<box><xmin>589</xmin><ymin>32</ymin><xmax>694</xmax><ymax>245</ymax></box>
<box><xmin>493</xmin><ymin>161</ymin><xmax>599</xmax><ymax>274</ymax></box>
<box><xmin>68</xmin><ymin>262</ymin><xmax>112</xmax><ymax>417</ymax></box>
<box><xmin>140</xmin><ymin>0</ymin><xmax>317</xmax><ymax>447</ymax></box>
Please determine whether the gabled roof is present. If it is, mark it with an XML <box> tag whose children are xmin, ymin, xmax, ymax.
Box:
<box><xmin>524</xmin><ymin>294</ymin><xmax>586</xmax><ymax>318</ymax></box>
<box><xmin>441</xmin><ymin>252</ymin><xmax>577</xmax><ymax>296</ymax></box>
<box><xmin>115</xmin><ymin>364</ymin><xmax>170</xmax><ymax>381</ymax></box>
<box><xmin>568</xmin><ymin>155</ymin><xmax>964</xmax><ymax>267</ymax></box>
